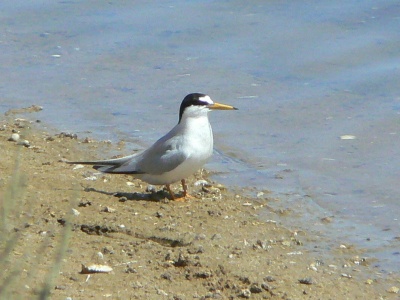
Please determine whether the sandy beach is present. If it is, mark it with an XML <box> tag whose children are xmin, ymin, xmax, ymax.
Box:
<box><xmin>1</xmin><ymin>110</ymin><xmax>399</xmax><ymax>299</ymax></box>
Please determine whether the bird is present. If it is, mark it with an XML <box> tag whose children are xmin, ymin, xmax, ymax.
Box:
<box><xmin>67</xmin><ymin>93</ymin><xmax>238</xmax><ymax>200</ymax></box>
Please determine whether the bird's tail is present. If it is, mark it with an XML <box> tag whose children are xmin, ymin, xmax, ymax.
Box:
<box><xmin>66</xmin><ymin>156</ymin><xmax>142</xmax><ymax>174</ymax></box>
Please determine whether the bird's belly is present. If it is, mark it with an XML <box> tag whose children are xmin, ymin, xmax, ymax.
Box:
<box><xmin>139</xmin><ymin>149</ymin><xmax>212</xmax><ymax>185</ymax></box>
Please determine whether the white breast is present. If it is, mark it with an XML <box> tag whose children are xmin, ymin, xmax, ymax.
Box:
<box><xmin>140</xmin><ymin>114</ymin><xmax>213</xmax><ymax>185</ymax></box>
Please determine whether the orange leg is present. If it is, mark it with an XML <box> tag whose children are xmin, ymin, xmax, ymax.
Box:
<box><xmin>165</xmin><ymin>184</ymin><xmax>176</xmax><ymax>200</ymax></box>
<box><xmin>181</xmin><ymin>179</ymin><xmax>195</xmax><ymax>199</ymax></box>
<box><xmin>181</xmin><ymin>179</ymin><xmax>188</xmax><ymax>197</ymax></box>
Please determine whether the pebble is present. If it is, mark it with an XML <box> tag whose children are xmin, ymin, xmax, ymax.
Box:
<box><xmin>211</xmin><ymin>233</ymin><xmax>222</xmax><ymax>240</ymax></box>
<box><xmin>195</xmin><ymin>233</ymin><xmax>206</xmax><ymax>240</ymax></box>
<box><xmin>119</xmin><ymin>197</ymin><xmax>128</xmax><ymax>202</ymax></box>
<box><xmin>71</xmin><ymin>208</ymin><xmax>80</xmax><ymax>216</ymax></box>
<box><xmin>18</xmin><ymin>140</ymin><xmax>30</xmax><ymax>147</ymax></box>
<box><xmin>286</xmin><ymin>251</ymin><xmax>302</xmax><ymax>255</ymax></box>
<box><xmin>264</xmin><ymin>276</ymin><xmax>275</xmax><ymax>282</ymax></box>
<box><xmin>309</xmin><ymin>265</ymin><xmax>318</xmax><ymax>271</ymax></box>
<box><xmin>156</xmin><ymin>289</ymin><xmax>168</xmax><ymax>296</ymax></box>
<box><xmin>365</xmin><ymin>279</ymin><xmax>374</xmax><ymax>285</ymax></box>
<box><xmin>81</xmin><ymin>264</ymin><xmax>113</xmax><ymax>274</ymax></box>
<box><xmin>8</xmin><ymin>133</ymin><xmax>20</xmax><ymax>142</ymax></box>
<box><xmin>102</xmin><ymin>206</ymin><xmax>116</xmax><ymax>213</ymax></box>
<box><xmin>239</xmin><ymin>289</ymin><xmax>251</xmax><ymax>298</ymax></box>
<box><xmin>340</xmin><ymin>134</ymin><xmax>356</xmax><ymax>140</ymax></box>
<box><xmin>146</xmin><ymin>185</ymin><xmax>156</xmax><ymax>193</ymax></box>
<box><xmin>298</xmin><ymin>277</ymin><xmax>314</xmax><ymax>285</ymax></box>
<box><xmin>58</xmin><ymin>132</ymin><xmax>77</xmax><ymax>139</ymax></box>
<box><xmin>387</xmin><ymin>286</ymin><xmax>399</xmax><ymax>294</ymax></box>
<box><xmin>55</xmin><ymin>285</ymin><xmax>66</xmax><ymax>290</ymax></box>
<box><xmin>194</xmin><ymin>179</ymin><xmax>210</xmax><ymax>187</ymax></box>
<box><xmin>249</xmin><ymin>284</ymin><xmax>263</xmax><ymax>293</ymax></box>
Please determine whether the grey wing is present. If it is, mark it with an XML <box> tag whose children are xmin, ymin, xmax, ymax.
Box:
<box><xmin>135</xmin><ymin>137</ymin><xmax>188</xmax><ymax>175</ymax></box>
<box><xmin>129</xmin><ymin>124</ymin><xmax>188</xmax><ymax>175</ymax></box>
<box><xmin>67</xmin><ymin>125</ymin><xmax>187</xmax><ymax>175</ymax></box>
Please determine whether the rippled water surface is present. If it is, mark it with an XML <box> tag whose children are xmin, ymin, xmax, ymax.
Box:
<box><xmin>1</xmin><ymin>1</ymin><xmax>399</xmax><ymax>271</ymax></box>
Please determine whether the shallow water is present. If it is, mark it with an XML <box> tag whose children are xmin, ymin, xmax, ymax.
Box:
<box><xmin>1</xmin><ymin>1</ymin><xmax>399</xmax><ymax>271</ymax></box>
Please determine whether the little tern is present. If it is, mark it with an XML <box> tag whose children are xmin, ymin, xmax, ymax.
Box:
<box><xmin>67</xmin><ymin>93</ymin><xmax>238</xmax><ymax>200</ymax></box>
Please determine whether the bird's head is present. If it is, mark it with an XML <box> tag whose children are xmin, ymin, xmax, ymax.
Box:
<box><xmin>179</xmin><ymin>93</ymin><xmax>238</xmax><ymax>123</ymax></box>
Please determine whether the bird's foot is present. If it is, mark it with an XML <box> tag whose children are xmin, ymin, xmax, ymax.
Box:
<box><xmin>165</xmin><ymin>181</ymin><xmax>195</xmax><ymax>201</ymax></box>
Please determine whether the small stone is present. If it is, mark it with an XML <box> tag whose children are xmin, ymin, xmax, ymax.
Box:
<box><xmin>194</xmin><ymin>271</ymin><xmax>212</xmax><ymax>279</ymax></box>
<box><xmin>365</xmin><ymin>279</ymin><xmax>374</xmax><ymax>285</ymax></box>
<box><xmin>58</xmin><ymin>132</ymin><xmax>77</xmax><ymax>139</ymax></box>
<box><xmin>81</xmin><ymin>264</ymin><xmax>113</xmax><ymax>274</ymax></box>
<box><xmin>173</xmin><ymin>253</ymin><xmax>189</xmax><ymax>267</ymax></box>
<box><xmin>125</xmin><ymin>266</ymin><xmax>137</xmax><ymax>274</ymax></box>
<box><xmin>202</xmin><ymin>186</ymin><xmax>220</xmax><ymax>194</ymax></box>
<box><xmin>156</xmin><ymin>289</ymin><xmax>168</xmax><ymax>296</ymax></box>
<box><xmin>261</xmin><ymin>283</ymin><xmax>272</xmax><ymax>292</ymax></box>
<box><xmin>387</xmin><ymin>286</ymin><xmax>399</xmax><ymax>294</ymax></box>
<box><xmin>256</xmin><ymin>191</ymin><xmax>264</xmax><ymax>198</ymax></box>
<box><xmin>211</xmin><ymin>234</ymin><xmax>222</xmax><ymax>240</ymax></box>
<box><xmin>187</xmin><ymin>246</ymin><xmax>204</xmax><ymax>254</ymax></box>
<box><xmin>8</xmin><ymin>133</ymin><xmax>20</xmax><ymax>142</ymax></box>
<box><xmin>161</xmin><ymin>272</ymin><xmax>172</xmax><ymax>280</ymax></box>
<box><xmin>249</xmin><ymin>283</ymin><xmax>263</xmax><ymax>293</ymax></box>
<box><xmin>18</xmin><ymin>140</ymin><xmax>30</xmax><ymax>147</ymax></box>
<box><xmin>146</xmin><ymin>185</ymin><xmax>156</xmax><ymax>193</ymax></box>
<box><xmin>321</xmin><ymin>216</ymin><xmax>333</xmax><ymax>224</ymax></box>
<box><xmin>264</xmin><ymin>276</ymin><xmax>275</xmax><ymax>282</ymax></box>
<box><xmin>83</xmin><ymin>137</ymin><xmax>92</xmax><ymax>143</ymax></box>
<box><xmin>239</xmin><ymin>289</ymin><xmax>251</xmax><ymax>298</ymax></box>
<box><xmin>78</xmin><ymin>201</ymin><xmax>92</xmax><ymax>207</ymax></box>
<box><xmin>195</xmin><ymin>234</ymin><xmax>206</xmax><ymax>240</ymax></box>
<box><xmin>194</xmin><ymin>179</ymin><xmax>210</xmax><ymax>187</ymax></box>
<box><xmin>102</xmin><ymin>206</ymin><xmax>116</xmax><ymax>213</ymax></box>
<box><xmin>119</xmin><ymin>197</ymin><xmax>128</xmax><ymax>202</ymax></box>
<box><xmin>298</xmin><ymin>277</ymin><xmax>314</xmax><ymax>285</ymax></box>
<box><xmin>71</xmin><ymin>208</ymin><xmax>80</xmax><ymax>216</ymax></box>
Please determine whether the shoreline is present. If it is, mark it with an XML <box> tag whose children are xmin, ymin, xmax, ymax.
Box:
<box><xmin>1</xmin><ymin>112</ymin><xmax>399</xmax><ymax>299</ymax></box>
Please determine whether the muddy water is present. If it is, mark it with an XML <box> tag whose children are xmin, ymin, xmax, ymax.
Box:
<box><xmin>1</xmin><ymin>1</ymin><xmax>399</xmax><ymax>271</ymax></box>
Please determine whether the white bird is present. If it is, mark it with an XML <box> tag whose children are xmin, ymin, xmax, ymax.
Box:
<box><xmin>68</xmin><ymin>93</ymin><xmax>237</xmax><ymax>200</ymax></box>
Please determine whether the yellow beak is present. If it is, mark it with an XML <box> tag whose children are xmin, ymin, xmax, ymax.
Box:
<box><xmin>208</xmin><ymin>102</ymin><xmax>238</xmax><ymax>110</ymax></box>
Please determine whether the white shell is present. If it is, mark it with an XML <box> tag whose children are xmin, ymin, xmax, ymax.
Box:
<box><xmin>340</xmin><ymin>135</ymin><xmax>356</xmax><ymax>140</ymax></box>
<box><xmin>81</xmin><ymin>264</ymin><xmax>113</xmax><ymax>274</ymax></box>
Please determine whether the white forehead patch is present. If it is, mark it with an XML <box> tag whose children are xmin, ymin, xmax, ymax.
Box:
<box><xmin>199</xmin><ymin>95</ymin><xmax>214</xmax><ymax>105</ymax></box>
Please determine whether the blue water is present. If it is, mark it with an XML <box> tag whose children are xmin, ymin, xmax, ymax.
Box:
<box><xmin>1</xmin><ymin>1</ymin><xmax>399</xmax><ymax>272</ymax></box>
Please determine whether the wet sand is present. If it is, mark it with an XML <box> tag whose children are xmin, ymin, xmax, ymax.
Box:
<box><xmin>1</xmin><ymin>111</ymin><xmax>399</xmax><ymax>299</ymax></box>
